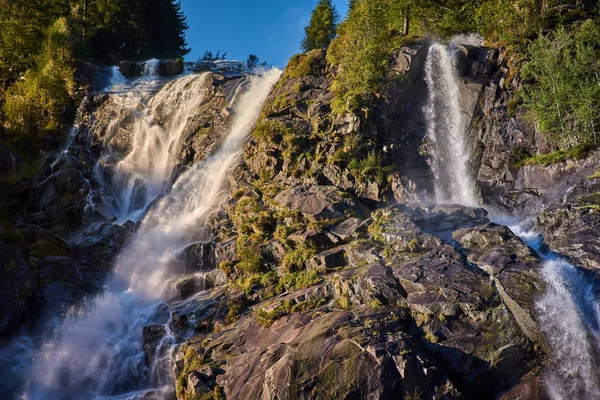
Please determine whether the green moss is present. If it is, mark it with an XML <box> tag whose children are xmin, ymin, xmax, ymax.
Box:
<box><xmin>424</xmin><ymin>332</ymin><xmax>438</xmax><ymax>343</ymax></box>
<box><xmin>587</xmin><ymin>169</ymin><xmax>600</xmax><ymax>180</ymax></box>
<box><xmin>28</xmin><ymin>237</ymin><xmax>69</xmax><ymax>258</ymax></box>
<box><xmin>407</xmin><ymin>238</ymin><xmax>421</xmax><ymax>252</ymax></box>
<box><xmin>281</xmin><ymin>243</ymin><xmax>317</xmax><ymax>273</ymax></box>
<box><xmin>3</xmin><ymin>259</ymin><xmax>17</xmax><ymax>276</ymax></box>
<box><xmin>256</xmin><ymin>297</ymin><xmax>326</xmax><ymax>326</ymax></box>
<box><xmin>176</xmin><ymin>346</ymin><xmax>211</xmax><ymax>399</ymax></box>
<box><xmin>280</xmin><ymin>269</ymin><xmax>322</xmax><ymax>291</ymax></box>
<box><xmin>283</xmin><ymin>51</ymin><xmax>323</xmax><ymax>80</ymax></box>
<box><xmin>515</xmin><ymin>145</ymin><xmax>593</xmax><ymax>168</ymax></box>
<box><xmin>236</xmin><ymin>246</ymin><xmax>265</xmax><ymax>275</ymax></box>
<box><xmin>1</xmin><ymin>227</ymin><xmax>24</xmax><ymax>247</ymax></box>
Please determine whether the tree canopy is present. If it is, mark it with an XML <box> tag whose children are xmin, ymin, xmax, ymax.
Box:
<box><xmin>0</xmin><ymin>0</ymin><xmax>190</xmax><ymax>150</ymax></box>
<box><xmin>301</xmin><ymin>0</ymin><xmax>340</xmax><ymax>52</ymax></box>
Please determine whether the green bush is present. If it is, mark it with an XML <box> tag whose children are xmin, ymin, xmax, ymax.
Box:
<box><xmin>281</xmin><ymin>243</ymin><xmax>317</xmax><ymax>273</ymax></box>
<box><xmin>521</xmin><ymin>20</ymin><xmax>600</xmax><ymax>146</ymax></box>
<box><xmin>3</xmin><ymin>18</ymin><xmax>75</xmax><ymax>142</ymax></box>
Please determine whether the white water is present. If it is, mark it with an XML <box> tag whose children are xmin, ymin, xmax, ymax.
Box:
<box><xmin>423</xmin><ymin>43</ymin><xmax>478</xmax><ymax>206</ymax></box>
<box><xmin>101</xmin><ymin>73</ymin><xmax>210</xmax><ymax>221</ymax></box>
<box><xmin>497</xmin><ymin>220</ymin><xmax>600</xmax><ymax>399</ymax></box>
<box><xmin>20</xmin><ymin>69</ymin><xmax>281</xmax><ymax>399</ymax></box>
<box><xmin>422</xmin><ymin>42</ymin><xmax>600</xmax><ymax>397</ymax></box>
<box><xmin>141</xmin><ymin>59</ymin><xmax>160</xmax><ymax>76</ymax></box>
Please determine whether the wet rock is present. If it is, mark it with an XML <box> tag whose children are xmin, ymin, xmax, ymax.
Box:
<box><xmin>175</xmin><ymin>276</ymin><xmax>204</xmax><ymax>300</ymax></box>
<box><xmin>142</xmin><ymin>325</ymin><xmax>167</xmax><ymax>365</ymax></box>
<box><xmin>0</xmin><ymin>144</ymin><xmax>19</xmax><ymax>173</ymax></box>
<box><xmin>204</xmin><ymin>270</ymin><xmax>227</xmax><ymax>289</ymax></box>
<box><xmin>119</xmin><ymin>60</ymin><xmax>139</xmax><ymax>78</ymax></box>
<box><xmin>454</xmin><ymin>223</ymin><xmax>545</xmax><ymax>344</ymax></box>
<box><xmin>72</xmin><ymin>222</ymin><xmax>132</xmax><ymax>273</ymax></box>
<box><xmin>178</xmin><ymin>242</ymin><xmax>216</xmax><ymax>274</ymax></box>
<box><xmin>536</xmin><ymin>206</ymin><xmax>600</xmax><ymax>273</ymax></box>
<box><xmin>0</xmin><ymin>241</ymin><xmax>42</xmax><ymax>337</ymax></box>
<box><xmin>35</xmin><ymin>256</ymin><xmax>78</xmax><ymax>283</ymax></box>
<box><xmin>215</xmin><ymin>238</ymin><xmax>238</xmax><ymax>266</ymax></box>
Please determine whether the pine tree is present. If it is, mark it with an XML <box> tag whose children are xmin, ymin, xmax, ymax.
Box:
<box><xmin>301</xmin><ymin>0</ymin><xmax>339</xmax><ymax>52</ymax></box>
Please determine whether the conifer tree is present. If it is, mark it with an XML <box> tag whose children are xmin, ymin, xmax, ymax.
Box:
<box><xmin>301</xmin><ymin>0</ymin><xmax>339</xmax><ymax>52</ymax></box>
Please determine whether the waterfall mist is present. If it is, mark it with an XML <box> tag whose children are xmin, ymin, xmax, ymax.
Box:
<box><xmin>423</xmin><ymin>43</ymin><xmax>478</xmax><ymax>206</ymax></box>
<box><xmin>16</xmin><ymin>69</ymin><xmax>281</xmax><ymax>400</ymax></box>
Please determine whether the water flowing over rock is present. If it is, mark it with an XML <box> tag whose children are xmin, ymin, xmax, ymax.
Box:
<box><xmin>4</xmin><ymin>70</ymin><xmax>281</xmax><ymax>399</ymax></box>
<box><xmin>423</xmin><ymin>43</ymin><xmax>478</xmax><ymax>206</ymax></box>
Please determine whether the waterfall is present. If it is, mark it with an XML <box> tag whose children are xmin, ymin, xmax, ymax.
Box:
<box><xmin>141</xmin><ymin>59</ymin><xmax>160</xmax><ymax>76</ymax></box>
<box><xmin>505</xmin><ymin>222</ymin><xmax>600</xmax><ymax>399</ymax></box>
<box><xmin>423</xmin><ymin>43</ymin><xmax>478</xmax><ymax>206</ymax></box>
<box><xmin>100</xmin><ymin>73</ymin><xmax>210</xmax><ymax>221</ymax></box>
<box><xmin>16</xmin><ymin>69</ymin><xmax>281</xmax><ymax>400</ymax></box>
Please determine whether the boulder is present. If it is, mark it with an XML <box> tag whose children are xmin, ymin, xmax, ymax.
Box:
<box><xmin>330</xmin><ymin>263</ymin><xmax>406</xmax><ymax>306</ymax></box>
<box><xmin>175</xmin><ymin>276</ymin><xmax>204</xmax><ymax>300</ymax></box>
<box><xmin>273</xmin><ymin>185</ymin><xmax>367</xmax><ymax>223</ymax></box>
<box><xmin>119</xmin><ymin>60</ymin><xmax>139</xmax><ymax>78</ymax></box>
<box><xmin>158</xmin><ymin>59</ymin><xmax>184</xmax><ymax>76</ymax></box>
<box><xmin>288</xmin><ymin>229</ymin><xmax>333</xmax><ymax>249</ymax></box>
<box><xmin>178</xmin><ymin>242</ymin><xmax>216</xmax><ymax>274</ymax></box>
<box><xmin>454</xmin><ymin>223</ymin><xmax>545</xmax><ymax>344</ymax></box>
<box><xmin>196</xmin><ymin>307</ymin><xmax>458</xmax><ymax>400</ymax></box>
<box><xmin>307</xmin><ymin>246</ymin><xmax>347</xmax><ymax>271</ymax></box>
<box><xmin>142</xmin><ymin>325</ymin><xmax>168</xmax><ymax>365</ymax></box>
<box><xmin>327</xmin><ymin>217</ymin><xmax>364</xmax><ymax>241</ymax></box>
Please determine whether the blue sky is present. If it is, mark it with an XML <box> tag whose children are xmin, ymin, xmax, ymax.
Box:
<box><xmin>179</xmin><ymin>0</ymin><xmax>349</xmax><ymax>67</ymax></box>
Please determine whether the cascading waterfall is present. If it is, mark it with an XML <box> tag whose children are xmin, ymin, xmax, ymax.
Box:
<box><xmin>100</xmin><ymin>73</ymin><xmax>210</xmax><ymax>221</ymax></box>
<box><xmin>141</xmin><ymin>59</ymin><xmax>160</xmax><ymax>76</ymax></box>
<box><xmin>423</xmin><ymin>43</ymin><xmax>478</xmax><ymax>206</ymax></box>
<box><xmin>19</xmin><ymin>69</ymin><xmax>281</xmax><ymax>400</ymax></box>
<box><xmin>425</xmin><ymin>40</ymin><xmax>600</xmax><ymax>398</ymax></box>
<box><xmin>507</xmin><ymin>223</ymin><xmax>600</xmax><ymax>399</ymax></box>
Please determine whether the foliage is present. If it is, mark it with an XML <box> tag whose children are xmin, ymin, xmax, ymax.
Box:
<box><xmin>247</xmin><ymin>54</ymin><xmax>268</xmax><ymax>70</ymax></box>
<box><xmin>201</xmin><ymin>50</ymin><xmax>227</xmax><ymax>61</ymax></box>
<box><xmin>521</xmin><ymin>20</ymin><xmax>600</xmax><ymax>146</ymax></box>
<box><xmin>236</xmin><ymin>245</ymin><xmax>266</xmax><ymax>275</ymax></box>
<box><xmin>515</xmin><ymin>144</ymin><xmax>593</xmax><ymax>168</ymax></box>
<box><xmin>301</xmin><ymin>0</ymin><xmax>339</xmax><ymax>52</ymax></box>
<box><xmin>281</xmin><ymin>243</ymin><xmax>317</xmax><ymax>273</ymax></box>
<box><xmin>3</xmin><ymin>18</ymin><xmax>75</xmax><ymax>144</ymax></box>
<box><xmin>280</xmin><ymin>269</ymin><xmax>322</xmax><ymax>290</ymax></box>
<box><xmin>0</xmin><ymin>0</ymin><xmax>190</xmax><ymax>155</ymax></box>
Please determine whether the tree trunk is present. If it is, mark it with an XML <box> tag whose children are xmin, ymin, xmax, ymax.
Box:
<box><xmin>403</xmin><ymin>7</ymin><xmax>410</xmax><ymax>36</ymax></box>
<box><xmin>82</xmin><ymin>0</ymin><xmax>88</xmax><ymax>40</ymax></box>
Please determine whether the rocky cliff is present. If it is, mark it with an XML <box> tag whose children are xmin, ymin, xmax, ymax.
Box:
<box><xmin>2</xmin><ymin>37</ymin><xmax>600</xmax><ymax>400</ymax></box>
<box><xmin>164</xmin><ymin>45</ymin><xmax>568</xmax><ymax>400</ymax></box>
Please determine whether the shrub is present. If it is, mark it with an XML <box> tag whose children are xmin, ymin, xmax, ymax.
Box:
<box><xmin>521</xmin><ymin>20</ymin><xmax>600</xmax><ymax>146</ymax></box>
<box><xmin>281</xmin><ymin>243</ymin><xmax>317</xmax><ymax>273</ymax></box>
<box><xmin>3</xmin><ymin>18</ymin><xmax>75</xmax><ymax>143</ymax></box>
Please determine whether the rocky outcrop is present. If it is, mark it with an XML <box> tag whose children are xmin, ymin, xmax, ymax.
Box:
<box><xmin>172</xmin><ymin>205</ymin><xmax>546</xmax><ymax>399</ymax></box>
<box><xmin>0</xmin><ymin>236</ymin><xmax>42</xmax><ymax>337</ymax></box>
